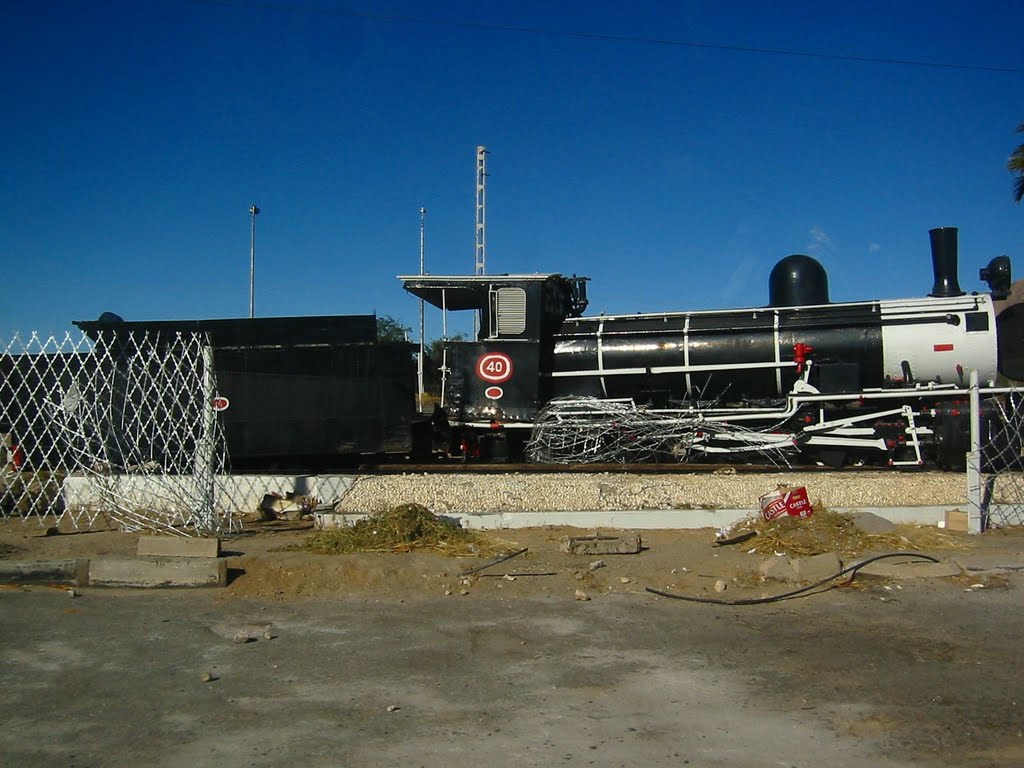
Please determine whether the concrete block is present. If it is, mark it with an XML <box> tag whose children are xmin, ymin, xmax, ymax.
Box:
<box><xmin>758</xmin><ymin>557</ymin><xmax>797</xmax><ymax>583</ymax></box>
<box><xmin>856</xmin><ymin>560</ymin><xmax>961</xmax><ymax>580</ymax></box>
<box><xmin>941</xmin><ymin>510</ymin><xmax>968</xmax><ymax>532</ymax></box>
<box><xmin>850</xmin><ymin>512</ymin><xmax>897</xmax><ymax>535</ymax></box>
<box><xmin>0</xmin><ymin>559</ymin><xmax>89</xmax><ymax>586</ymax></box>
<box><xmin>791</xmin><ymin>552</ymin><xmax>843</xmax><ymax>584</ymax></box>
<box><xmin>137</xmin><ymin>536</ymin><xmax>221</xmax><ymax>558</ymax></box>
<box><xmin>560</xmin><ymin>534</ymin><xmax>642</xmax><ymax>556</ymax></box>
<box><xmin>89</xmin><ymin>558</ymin><xmax>227</xmax><ymax>588</ymax></box>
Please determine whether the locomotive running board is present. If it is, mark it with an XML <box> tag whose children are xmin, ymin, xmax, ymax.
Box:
<box><xmin>804</xmin><ymin>435</ymin><xmax>888</xmax><ymax>452</ymax></box>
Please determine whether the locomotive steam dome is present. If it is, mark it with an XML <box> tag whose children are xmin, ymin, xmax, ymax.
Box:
<box><xmin>768</xmin><ymin>254</ymin><xmax>830</xmax><ymax>307</ymax></box>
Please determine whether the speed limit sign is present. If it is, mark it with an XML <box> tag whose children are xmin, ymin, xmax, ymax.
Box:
<box><xmin>476</xmin><ymin>352</ymin><xmax>514</xmax><ymax>384</ymax></box>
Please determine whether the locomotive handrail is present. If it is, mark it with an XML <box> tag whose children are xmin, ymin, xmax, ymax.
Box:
<box><xmin>556</xmin><ymin>312</ymin><xmax>972</xmax><ymax>337</ymax></box>
<box><xmin>548</xmin><ymin>360</ymin><xmax>798</xmax><ymax>378</ymax></box>
<box><xmin>557</xmin><ymin>293</ymin><xmax>986</xmax><ymax>325</ymax></box>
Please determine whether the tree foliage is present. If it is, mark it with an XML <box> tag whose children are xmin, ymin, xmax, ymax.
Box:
<box><xmin>426</xmin><ymin>334</ymin><xmax>466</xmax><ymax>363</ymax></box>
<box><xmin>376</xmin><ymin>314</ymin><xmax>412</xmax><ymax>343</ymax></box>
<box><xmin>1009</xmin><ymin>123</ymin><xmax>1024</xmax><ymax>204</ymax></box>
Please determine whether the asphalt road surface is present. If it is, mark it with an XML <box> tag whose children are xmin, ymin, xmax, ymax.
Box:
<box><xmin>1</xmin><ymin>581</ymin><xmax>1021</xmax><ymax>768</ymax></box>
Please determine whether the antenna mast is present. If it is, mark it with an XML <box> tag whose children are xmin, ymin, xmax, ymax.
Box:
<box><xmin>475</xmin><ymin>146</ymin><xmax>488</xmax><ymax>276</ymax></box>
<box><xmin>474</xmin><ymin>146</ymin><xmax>488</xmax><ymax>338</ymax></box>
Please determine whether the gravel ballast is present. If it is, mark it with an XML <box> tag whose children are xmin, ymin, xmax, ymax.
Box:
<box><xmin>336</xmin><ymin>471</ymin><xmax>966</xmax><ymax>514</ymax></box>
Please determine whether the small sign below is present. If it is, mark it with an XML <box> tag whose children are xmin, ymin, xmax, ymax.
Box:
<box><xmin>484</xmin><ymin>386</ymin><xmax>504</xmax><ymax>400</ymax></box>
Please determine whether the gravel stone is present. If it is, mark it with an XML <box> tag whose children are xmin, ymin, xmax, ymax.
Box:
<box><xmin>335</xmin><ymin>472</ymin><xmax>965</xmax><ymax>515</ymax></box>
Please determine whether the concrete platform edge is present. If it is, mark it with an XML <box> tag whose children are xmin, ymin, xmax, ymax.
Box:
<box><xmin>317</xmin><ymin>505</ymin><xmax>965</xmax><ymax>531</ymax></box>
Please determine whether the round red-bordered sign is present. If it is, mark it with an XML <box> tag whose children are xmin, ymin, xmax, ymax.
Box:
<box><xmin>211</xmin><ymin>396</ymin><xmax>230</xmax><ymax>412</ymax></box>
<box><xmin>484</xmin><ymin>386</ymin><xmax>504</xmax><ymax>400</ymax></box>
<box><xmin>476</xmin><ymin>352</ymin><xmax>514</xmax><ymax>384</ymax></box>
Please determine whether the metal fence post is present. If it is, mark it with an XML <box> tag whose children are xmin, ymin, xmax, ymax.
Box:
<box><xmin>966</xmin><ymin>368</ymin><xmax>984</xmax><ymax>534</ymax></box>
<box><xmin>195</xmin><ymin>344</ymin><xmax>217</xmax><ymax>534</ymax></box>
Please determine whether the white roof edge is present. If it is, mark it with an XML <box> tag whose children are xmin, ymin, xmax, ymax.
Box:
<box><xmin>397</xmin><ymin>274</ymin><xmax>563</xmax><ymax>281</ymax></box>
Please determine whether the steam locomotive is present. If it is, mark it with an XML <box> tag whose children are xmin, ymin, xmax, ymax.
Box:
<box><xmin>402</xmin><ymin>227</ymin><xmax>1019</xmax><ymax>468</ymax></box>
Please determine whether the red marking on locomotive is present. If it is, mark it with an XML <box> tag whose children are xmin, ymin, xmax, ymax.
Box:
<box><xmin>476</xmin><ymin>352</ymin><xmax>514</xmax><ymax>383</ymax></box>
<box><xmin>933</xmin><ymin>343</ymin><xmax>955</xmax><ymax>352</ymax></box>
<box><xmin>793</xmin><ymin>342</ymin><xmax>814</xmax><ymax>374</ymax></box>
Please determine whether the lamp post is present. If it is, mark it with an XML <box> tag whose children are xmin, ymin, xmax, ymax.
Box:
<box><xmin>418</xmin><ymin>206</ymin><xmax>426</xmax><ymax>412</ymax></box>
<box><xmin>249</xmin><ymin>204</ymin><xmax>260</xmax><ymax>319</ymax></box>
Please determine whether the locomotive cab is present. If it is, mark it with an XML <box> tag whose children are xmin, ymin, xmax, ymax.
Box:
<box><xmin>400</xmin><ymin>273</ymin><xmax>588</xmax><ymax>456</ymax></box>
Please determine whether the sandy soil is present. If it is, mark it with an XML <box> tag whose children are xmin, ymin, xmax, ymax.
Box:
<box><xmin>2</xmin><ymin>516</ymin><xmax>1022</xmax><ymax>603</ymax></box>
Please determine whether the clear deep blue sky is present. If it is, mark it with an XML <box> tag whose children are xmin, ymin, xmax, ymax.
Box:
<box><xmin>2</xmin><ymin>0</ymin><xmax>1022</xmax><ymax>339</ymax></box>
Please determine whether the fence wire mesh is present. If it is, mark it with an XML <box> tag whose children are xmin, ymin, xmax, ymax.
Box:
<box><xmin>979</xmin><ymin>388</ymin><xmax>1024</xmax><ymax>528</ymax></box>
<box><xmin>525</xmin><ymin>397</ymin><xmax>795</xmax><ymax>466</ymax></box>
<box><xmin>0</xmin><ymin>330</ymin><xmax>233</xmax><ymax>535</ymax></box>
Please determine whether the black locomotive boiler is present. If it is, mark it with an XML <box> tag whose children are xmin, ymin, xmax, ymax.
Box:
<box><xmin>403</xmin><ymin>227</ymin><xmax>1018</xmax><ymax>468</ymax></box>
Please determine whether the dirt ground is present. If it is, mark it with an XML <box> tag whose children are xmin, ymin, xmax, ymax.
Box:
<box><xmin>2</xmin><ymin>514</ymin><xmax>1022</xmax><ymax>602</ymax></box>
<box><xmin>2</xmin><ymin>516</ymin><xmax>1023</xmax><ymax>767</ymax></box>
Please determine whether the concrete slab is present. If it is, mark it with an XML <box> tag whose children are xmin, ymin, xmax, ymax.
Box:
<box><xmin>64</xmin><ymin>473</ymin><xmax>361</xmax><ymax>518</ymax></box>
<box><xmin>855</xmin><ymin>560</ymin><xmax>961</xmax><ymax>579</ymax></box>
<box><xmin>953</xmin><ymin>554</ymin><xmax>1024</xmax><ymax>572</ymax></box>
<box><xmin>89</xmin><ymin>558</ymin><xmax>227</xmax><ymax>588</ymax></box>
<box><xmin>850</xmin><ymin>512</ymin><xmax>897</xmax><ymax>535</ymax></box>
<box><xmin>560</xmin><ymin>534</ymin><xmax>642</xmax><ymax>555</ymax></box>
<box><xmin>318</xmin><ymin>505</ymin><xmax>966</xmax><ymax>532</ymax></box>
<box><xmin>0</xmin><ymin>559</ymin><xmax>89</xmax><ymax>586</ymax></box>
<box><xmin>758</xmin><ymin>556</ymin><xmax>797</xmax><ymax>583</ymax></box>
<box><xmin>137</xmin><ymin>536</ymin><xmax>221</xmax><ymax>558</ymax></box>
<box><xmin>792</xmin><ymin>552</ymin><xmax>843</xmax><ymax>583</ymax></box>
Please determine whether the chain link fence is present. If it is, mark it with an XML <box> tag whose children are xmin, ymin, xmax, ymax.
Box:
<box><xmin>1</xmin><ymin>330</ymin><xmax>233</xmax><ymax>535</ymax></box>
<box><xmin>970</xmin><ymin>380</ymin><xmax>1024</xmax><ymax>530</ymax></box>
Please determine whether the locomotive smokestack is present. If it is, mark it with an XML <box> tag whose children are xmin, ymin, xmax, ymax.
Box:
<box><xmin>928</xmin><ymin>227</ymin><xmax>965</xmax><ymax>298</ymax></box>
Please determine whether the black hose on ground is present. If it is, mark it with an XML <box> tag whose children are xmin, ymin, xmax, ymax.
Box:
<box><xmin>460</xmin><ymin>547</ymin><xmax>529</xmax><ymax>577</ymax></box>
<box><xmin>644</xmin><ymin>551</ymin><xmax>942</xmax><ymax>606</ymax></box>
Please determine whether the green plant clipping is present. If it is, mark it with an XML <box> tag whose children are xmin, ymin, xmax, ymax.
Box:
<box><xmin>298</xmin><ymin>503</ymin><xmax>506</xmax><ymax>556</ymax></box>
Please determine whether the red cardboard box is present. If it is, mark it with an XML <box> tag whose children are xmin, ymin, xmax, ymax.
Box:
<box><xmin>759</xmin><ymin>486</ymin><xmax>813</xmax><ymax>522</ymax></box>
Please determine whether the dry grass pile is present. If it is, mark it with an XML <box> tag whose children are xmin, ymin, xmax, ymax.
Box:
<box><xmin>731</xmin><ymin>507</ymin><xmax>973</xmax><ymax>558</ymax></box>
<box><xmin>298</xmin><ymin>503</ymin><xmax>507</xmax><ymax>557</ymax></box>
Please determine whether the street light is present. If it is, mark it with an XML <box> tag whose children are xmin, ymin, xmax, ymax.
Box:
<box><xmin>249</xmin><ymin>204</ymin><xmax>260</xmax><ymax>319</ymax></box>
<box><xmin>418</xmin><ymin>206</ymin><xmax>426</xmax><ymax>412</ymax></box>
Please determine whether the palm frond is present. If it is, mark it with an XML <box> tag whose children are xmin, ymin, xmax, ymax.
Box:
<box><xmin>1010</xmin><ymin>125</ymin><xmax>1024</xmax><ymax>203</ymax></box>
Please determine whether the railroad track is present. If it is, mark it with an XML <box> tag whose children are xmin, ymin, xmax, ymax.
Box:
<box><xmin>354</xmin><ymin>461</ymin><xmax>912</xmax><ymax>475</ymax></box>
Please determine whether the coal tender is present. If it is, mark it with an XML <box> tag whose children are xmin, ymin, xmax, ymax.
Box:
<box><xmin>401</xmin><ymin>227</ymin><xmax>1017</xmax><ymax>467</ymax></box>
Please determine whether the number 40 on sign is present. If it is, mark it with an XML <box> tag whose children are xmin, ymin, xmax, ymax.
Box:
<box><xmin>476</xmin><ymin>352</ymin><xmax>513</xmax><ymax>384</ymax></box>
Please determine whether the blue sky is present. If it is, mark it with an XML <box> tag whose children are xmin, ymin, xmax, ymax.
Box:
<box><xmin>2</xmin><ymin>0</ymin><xmax>1022</xmax><ymax>340</ymax></box>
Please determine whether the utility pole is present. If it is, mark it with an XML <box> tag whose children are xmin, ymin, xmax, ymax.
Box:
<box><xmin>418</xmin><ymin>206</ymin><xmax>426</xmax><ymax>413</ymax></box>
<box><xmin>249</xmin><ymin>204</ymin><xmax>260</xmax><ymax>318</ymax></box>
<box><xmin>474</xmin><ymin>146</ymin><xmax>488</xmax><ymax>338</ymax></box>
